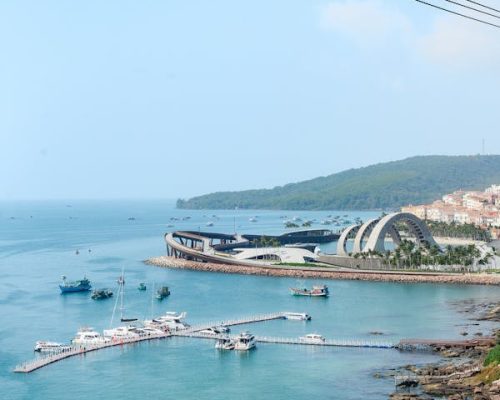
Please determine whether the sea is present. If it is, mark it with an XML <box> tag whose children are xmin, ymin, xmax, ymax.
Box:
<box><xmin>1</xmin><ymin>200</ymin><xmax>498</xmax><ymax>400</ymax></box>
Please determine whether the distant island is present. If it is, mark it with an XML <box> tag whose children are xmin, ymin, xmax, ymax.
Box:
<box><xmin>177</xmin><ymin>155</ymin><xmax>500</xmax><ymax>210</ymax></box>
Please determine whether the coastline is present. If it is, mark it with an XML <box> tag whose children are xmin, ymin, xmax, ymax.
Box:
<box><xmin>144</xmin><ymin>256</ymin><xmax>500</xmax><ymax>286</ymax></box>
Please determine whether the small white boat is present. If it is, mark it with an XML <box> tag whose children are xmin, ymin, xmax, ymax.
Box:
<box><xmin>249</xmin><ymin>217</ymin><xmax>257</xmax><ymax>222</ymax></box>
<box><xmin>72</xmin><ymin>328</ymin><xmax>111</xmax><ymax>345</ymax></box>
<box><xmin>199</xmin><ymin>326</ymin><xmax>231</xmax><ymax>336</ymax></box>
<box><xmin>34</xmin><ymin>341</ymin><xmax>71</xmax><ymax>353</ymax></box>
<box><xmin>215</xmin><ymin>336</ymin><xmax>235</xmax><ymax>350</ymax></box>
<box><xmin>299</xmin><ymin>333</ymin><xmax>326</xmax><ymax>344</ymax></box>
<box><xmin>234</xmin><ymin>331</ymin><xmax>256</xmax><ymax>351</ymax></box>
<box><xmin>103</xmin><ymin>325</ymin><xmax>140</xmax><ymax>340</ymax></box>
<box><xmin>135</xmin><ymin>327</ymin><xmax>165</xmax><ymax>337</ymax></box>
<box><xmin>283</xmin><ymin>312</ymin><xmax>311</xmax><ymax>321</ymax></box>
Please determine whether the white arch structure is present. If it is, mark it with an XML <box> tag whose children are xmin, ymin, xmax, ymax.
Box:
<box><xmin>337</xmin><ymin>212</ymin><xmax>437</xmax><ymax>255</ymax></box>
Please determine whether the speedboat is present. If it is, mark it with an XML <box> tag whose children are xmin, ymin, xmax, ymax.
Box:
<box><xmin>144</xmin><ymin>311</ymin><xmax>189</xmax><ymax>331</ymax></box>
<box><xmin>299</xmin><ymin>333</ymin><xmax>326</xmax><ymax>344</ymax></box>
<box><xmin>103</xmin><ymin>326</ymin><xmax>140</xmax><ymax>340</ymax></box>
<box><xmin>34</xmin><ymin>341</ymin><xmax>71</xmax><ymax>353</ymax></box>
<box><xmin>283</xmin><ymin>312</ymin><xmax>312</xmax><ymax>321</ymax></box>
<box><xmin>290</xmin><ymin>285</ymin><xmax>329</xmax><ymax>297</ymax></box>
<box><xmin>199</xmin><ymin>326</ymin><xmax>231</xmax><ymax>336</ymax></box>
<box><xmin>72</xmin><ymin>328</ymin><xmax>111</xmax><ymax>345</ymax></box>
<box><xmin>215</xmin><ymin>336</ymin><xmax>235</xmax><ymax>350</ymax></box>
<box><xmin>234</xmin><ymin>331</ymin><xmax>256</xmax><ymax>351</ymax></box>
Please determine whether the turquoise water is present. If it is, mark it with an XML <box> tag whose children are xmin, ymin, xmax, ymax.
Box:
<box><xmin>1</xmin><ymin>200</ymin><xmax>499</xmax><ymax>399</ymax></box>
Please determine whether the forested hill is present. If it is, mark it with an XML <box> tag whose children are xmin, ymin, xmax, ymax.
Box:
<box><xmin>176</xmin><ymin>155</ymin><xmax>500</xmax><ymax>211</ymax></box>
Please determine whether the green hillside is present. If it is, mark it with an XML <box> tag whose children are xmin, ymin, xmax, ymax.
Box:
<box><xmin>177</xmin><ymin>155</ymin><xmax>500</xmax><ymax>210</ymax></box>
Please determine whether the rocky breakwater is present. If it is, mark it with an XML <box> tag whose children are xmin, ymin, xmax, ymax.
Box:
<box><xmin>387</xmin><ymin>299</ymin><xmax>500</xmax><ymax>400</ymax></box>
<box><xmin>144</xmin><ymin>256</ymin><xmax>500</xmax><ymax>286</ymax></box>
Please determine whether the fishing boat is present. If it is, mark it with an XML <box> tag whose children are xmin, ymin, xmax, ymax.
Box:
<box><xmin>72</xmin><ymin>327</ymin><xmax>110</xmax><ymax>345</ymax></box>
<box><xmin>137</xmin><ymin>283</ymin><xmax>147</xmax><ymax>291</ymax></box>
<box><xmin>234</xmin><ymin>331</ymin><xmax>256</xmax><ymax>351</ymax></box>
<box><xmin>59</xmin><ymin>275</ymin><xmax>91</xmax><ymax>293</ymax></box>
<box><xmin>34</xmin><ymin>341</ymin><xmax>71</xmax><ymax>353</ymax></box>
<box><xmin>156</xmin><ymin>286</ymin><xmax>170</xmax><ymax>300</ymax></box>
<box><xmin>299</xmin><ymin>333</ymin><xmax>326</xmax><ymax>344</ymax></box>
<box><xmin>91</xmin><ymin>288</ymin><xmax>113</xmax><ymax>300</ymax></box>
<box><xmin>290</xmin><ymin>285</ymin><xmax>329</xmax><ymax>297</ymax></box>
<box><xmin>283</xmin><ymin>312</ymin><xmax>312</xmax><ymax>321</ymax></box>
<box><xmin>215</xmin><ymin>336</ymin><xmax>235</xmax><ymax>350</ymax></box>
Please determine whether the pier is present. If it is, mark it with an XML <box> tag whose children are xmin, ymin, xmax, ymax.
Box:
<box><xmin>14</xmin><ymin>332</ymin><xmax>169</xmax><ymax>373</ymax></box>
<box><xmin>16</xmin><ymin>311</ymin><xmax>478</xmax><ymax>374</ymax></box>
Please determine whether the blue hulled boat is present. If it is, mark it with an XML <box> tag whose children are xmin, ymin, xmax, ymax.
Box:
<box><xmin>59</xmin><ymin>275</ymin><xmax>92</xmax><ymax>293</ymax></box>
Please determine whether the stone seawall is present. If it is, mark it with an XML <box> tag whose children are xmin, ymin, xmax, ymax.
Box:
<box><xmin>144</xmin><ymin>256</ymin><xmax>500</xmax><ymax>286</ymax></box>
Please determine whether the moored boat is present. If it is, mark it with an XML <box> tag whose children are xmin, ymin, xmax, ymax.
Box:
<box><xmin>199</xmin><ymin>326</ymin><xmax>231</xmax><ymax>336</ymax></box>
<box><xmin>91</xmin><ymin>288</ymin><xmax>113</xmax><ymax>300</ymax></box>
<box><xmin>144</xmin><ymin>311</ymin><xmax>188</xmax><ymax>331</ymax></box>
<box><xmin>215</xmin><ymin>336</ymin><xmax>235</xmax><ymax>350</ymax></box>
<box><xmin>290</xmin><ymin>285</ymin><xmax>329</xmax><ymax>297</ymax></box>
<box><xmin>59</xmin><ymin>275</ymin><xmax>92</xmax><ymax>293</ymax></box>
<box><xmin>156</xmin><ymin>286</ymin><xmax>170</xmax><ymax>300</ymax></box>
<box><xmin>283</xmin><ymin>312</ymin><xmax>312</xmax><ymax>321</ymax></box>
<box><xmin>72</xmin><ymin>327</ymin><xmax>110</xmax><ymax>345</ymax></box>
<box><xmin>299</xmin><ymin>333</ymin><xmax>326</xmax><ymax>344</ymax></box>
<box><xmin>34</xmin><ymin>341</ymin><xmax>71</xmax><ymax>353</ymax></box>
<box><xmin>234</xmin><ymin>331</ymin><xmax>256</xmax><ymax>351</ymax></box>
<box><xmin>103</xmin><ymin>325</ymin><xmax>140</xmax><ymax>340</ymax></box>
<box><xmin>138</xmin><ymin>283</ymin><xmax>147</xmax><ymax>291</ymax></box>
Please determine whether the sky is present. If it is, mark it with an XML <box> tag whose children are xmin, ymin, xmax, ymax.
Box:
<box><xmin>1</xmin><ymin>0</ymin><xmax>500</xmax><ymax>200</ymax></box>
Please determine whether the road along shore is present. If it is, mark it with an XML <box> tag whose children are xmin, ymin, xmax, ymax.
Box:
<box><xmin>144</xmin><ymin>256</ymin><xmax>500</xmax><ymax>286</ymax></box>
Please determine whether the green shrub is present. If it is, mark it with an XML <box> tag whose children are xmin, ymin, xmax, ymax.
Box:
<box><xmin>484</xmin><ymin>345</ymin><xmax>500</xmax><ymax>366</ymax></box>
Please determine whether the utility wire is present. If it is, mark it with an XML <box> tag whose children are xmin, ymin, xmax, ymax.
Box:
<box><xmin>465</xmin><ymin>0</ymin><xmax>500</xmax><ymax>14</ymax></box>
<box><xmin>444</xmin><ymin>0</ymin><xmax>500</xmax><ymax>19</ymax></box>
<box><xmin>415</xmin><ymin>0</ymin><xmax>500</xmax><ymax>29</ymax></box>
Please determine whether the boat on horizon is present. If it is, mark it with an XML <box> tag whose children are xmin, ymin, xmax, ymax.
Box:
<box><xmin>290</xmin><ymin>285</ymin><xmax>329</xmax><ymax>297</ymax></box>
<box><xmin>59</xmin><ymin>275</ymin><xmax>91</xmax><ymax>293</ymax></box>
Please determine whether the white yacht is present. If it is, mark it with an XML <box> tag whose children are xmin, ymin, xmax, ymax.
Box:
<box><xmin>283</xmin><ymin>312</ymin><xmax>311</xmax><ymax>321</ymax></box>
<box><xmin>199</xmin><ymin>326</ymin><xmax>231</xmax><ymax>336</ymax></box>
<box><xmin>135</xmin><ymin>327</ymin><xmax>165</xmax><ymax>337</ymax></box>
<box><xmin>34</xmin><ymin>341</ymin><xmax>71</xmax><ymax>353</ymax></box>
<box><xmin>144</xmin><ymin>311</ymin><xmax>189</xmax><ymax>331</ymax></box>
<box><xmin>234</xmin><ymin>331</ymin><xmax>256</xmax><ymax>351</ymax></box>
<box><xmin>72</xmin><ymin>328</ymin><xmax>111</xmax><ymax>345</ymax></box>
<box><xmin>215</xmin><ymin>336</ymin><xmax>235</xmax><ymax>350</ymax></box>
<box><xmin>103</xmin><ymin>325</ymin><xmax>140</xmax><ymax>340</ymax></box>
<box><xmin>299</xmin><ymin>333</ymin><xmax>326</xmax><ymax>344</ymax></box>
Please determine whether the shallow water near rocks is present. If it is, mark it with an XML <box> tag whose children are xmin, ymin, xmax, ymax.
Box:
<box><xmin>1</xmin><ymin>200</ymin><xmax>498</xmax><ymax>399</ymax></box>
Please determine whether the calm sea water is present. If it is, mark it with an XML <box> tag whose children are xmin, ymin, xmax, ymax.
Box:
<box><xmin>1</xmin><ymin>200</ymin><xmax>499</xmax><ymax>400</ymax></box>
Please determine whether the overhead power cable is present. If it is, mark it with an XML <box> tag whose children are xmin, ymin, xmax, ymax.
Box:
<box><xmin>444</xmin><ymin>0</ymin><xmax>500</xmax><ymax>19</ymax></box>
<box><xmin>464</xmin><ymin>0</ymin><xmax>500</xmax><ymax>14</ymax></box>
<box><xmin>414</xmin><ymin>0</ymin><xmax>500</xmax><ymax>29</ymax></box>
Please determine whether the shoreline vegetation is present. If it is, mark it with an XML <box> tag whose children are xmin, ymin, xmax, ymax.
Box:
<box><xmin>176</xmin><ymin>155</ymin><xmax>500</xmax><ymax>210</ymax></box>
<box><xmin>144</xmin><ymin>256</ymin><xmax>500</xmax><ymax>286</ymax></box>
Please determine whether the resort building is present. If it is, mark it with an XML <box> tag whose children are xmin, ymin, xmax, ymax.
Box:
<box><xmin>401</xmin><ymin>184</ymin><xmax>500</xmax><ymax>237</ymax></box>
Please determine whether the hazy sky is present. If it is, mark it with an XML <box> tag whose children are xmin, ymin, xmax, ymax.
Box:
<box><xmin>1</xmin><ymin>1</ymin><xmax>499</xmax><ymax>200</ymax></box>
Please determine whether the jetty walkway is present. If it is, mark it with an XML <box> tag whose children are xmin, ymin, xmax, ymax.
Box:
<box><xmin>14</xmin><ymin>332</ymin><xmax>168</xmax><ymax>373</ymax></box>
<box><xmin>174</xmin><ymin>331</ymin><xmax>395</xmax><ymax>349</ymax></box>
